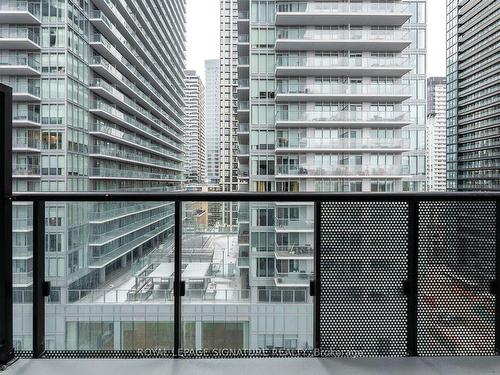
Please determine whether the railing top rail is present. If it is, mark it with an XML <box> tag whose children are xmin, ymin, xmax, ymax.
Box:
<box><xmin>9</xmin><ymin>192</ymin><xmax>500</xmax><ymax>202</ymax></box>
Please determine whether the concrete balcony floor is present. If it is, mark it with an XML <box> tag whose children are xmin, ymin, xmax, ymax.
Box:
<box><xmin>6</xmin><ymin>356</ymin><xmax>500</xmax><ymax>375</ymax></box>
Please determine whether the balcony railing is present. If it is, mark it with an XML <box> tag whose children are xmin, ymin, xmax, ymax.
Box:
<box><xmin>276</xmin><ymin>29</ymin><xmax>410</xmax><ymax>42</ymax></box>
<box><xmin>276</xmin><ymin>110</ymin><xmax>410</xmax><ymax>124</ymax></box>
<box><xmin>276</xmin><ymin>2</ymin><xmax>411</xmax><ymax>14</ymax></box>
<box><xmin>0</xmin><ymin>53</ymin><xmax>40</xmax><ymax>71</ymax></box>
<box><xmin>276</xmin><ymin>164</ymin><xmax>409</xmax><ymax>177</ymax></box>
<box><xmin>276</xmin><ymin>83</ymin><xmax>410</xmax><ymax>97</ymax></box>
<box><xmin>276</xmin><ymin>138</ymin><xmax>409</xmax><ymax>150</ymax></box>
<box><xmin>1</xmin><ymin>191</ymin><xmax>500</xmax><ymax>360</ymax></box>
<box><xmin>0</xmin><ymin>1</ymin><xmax>41</xmax><ymax>18</ymax></box>
<box><xmin>276</xmin><ymin>55</ymin><xmax>411</xmax><ymax>69</ymax></box>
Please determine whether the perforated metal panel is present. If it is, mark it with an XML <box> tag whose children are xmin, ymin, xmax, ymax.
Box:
<box><xmin>319</xmin><ymin>202</ymin><xmax>408</xmax><ymax>357</ymax></box>
<box><xmin>418</xmin><ymin>201</ymin><xmax>496</xmax><ymax>356</ymax></box>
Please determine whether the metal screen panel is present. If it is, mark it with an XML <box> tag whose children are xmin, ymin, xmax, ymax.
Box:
<box><xmin>418</xmin><ymin>201</ymin><xmax>496</xmax><ymax>356</ymax></box>
<box><xmin>319</xmin><ymin>202</ymin><xmax>408</xmax><ymax>356</ymax></box>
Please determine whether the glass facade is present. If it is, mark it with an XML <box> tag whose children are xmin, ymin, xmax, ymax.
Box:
<box><xmin>3</xmin><ymin>0</ymin><xmax>187</xmax><ymax>350</ymax></box>
<box><xmin>232</xmin><ymin>0</ymin><xmax>426</xmax><ymax>350</ymax></box>
<box><xmin>446</xmin><ymin>0</ymin><xmax>500</xmax><ymax>191</ymax></box>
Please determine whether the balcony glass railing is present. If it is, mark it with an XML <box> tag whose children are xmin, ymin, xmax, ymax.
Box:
<box><xmin>89</xmin><ymin>167</ymin><xmax>183</xmax><ymax>181</ymax></box>
<box><xmin>90</xmin><ymin>100</ymin><xmax>184</xmax><ymax>152</ymax></box>
<box><xmin>276</xmin><ymin>164</ymin><xmax>408</xmax><ymax>176</ymax></box>
<box><xmin>238</xmin><ymin>56</ymin><xmax>250</xmax><ymax>65</ymax></box>
<box><xmin>90</xmin><ymin>57</ymin><xmax>184</xmax><ymax>136</ymax></box>
<box><xmin>238</xmin><ymin>101</ymin><xmax>249</xmax><ymax>110</ymax></box>
<box><xmin>89</xmin><ymin>146</ymin><xmax>182</xmax><ymax>170</ymax></box>
<box><xmin>13</xmin><ymin>109</ymin><xmax>40</xmax><ymax>124</ymax></box>
<box><xmin>275</xmin><ymin>245</ymin><xmax>314</xmax><ymax>258</ymax></box>
<box><xmin>276</xmin><ymin>2</ymin><xmax>410</xmax><ymax>14</ymax></box>
<box><xmin>89</xmin><ymin>202</ymin><xmax>171</xmax><ymax>222</ymax></box>
<box><xmin>0</xmin><ymin>27</ymin><xmax>40</xmax><ymax>45</ymax></box>
<box><xmin>90</xmin><ymin>35</ymin><xmax>184</xmax><ymax>117</ymax></box>
<box><xmin>238</xmin><ymin>11</ymin><xmax>249</xmax><ymax>19</ymax></box>
<box><xmin>0</xmin><ymin>1</ymin><xmax>41</xmax><ymax>17</ymax></box>
<box><xmin>5</xmin><ymin>81</ymin><xmax>40</xmax><ymax>97</ymax></box>
<box><xmin>13</xmin><ymin>271</ymin><xmax>33</xmax><ymax>286</ymax></box>
<box><xmin>276</xmin><ymin>28</ymin><xmax>410</xmax><ymax>41</ymax></box>
<box><xmin>12</xmin><ymin>163</ymin><xmax>40</xmax><ymax>176</ymax></box>
<box><xmin>275</xmin><ymin>272</ymin><xmax>313</xmax><ymax>286</ymax></box>
<box><xmin>89</xmin><ymin>211</ymin><xmax>174</xmax><ymax>244</ymax></box>
<box><xmin>276</xmin><ymin>138</ymin><xmax>409</xmax><ymax>149</ymax></box>
<box><xmin>0</xmin><ymin>53</ymin><xmax>40</xmax><ymax>71</ymax></box>
<box><xmin>238</xmin><ymin>34</ymin><xmax>249</xmax><ymax>43</ymax></box>
<box><xmin>276</xmin><ymin>55</ymin><xmax>410</xmax><ymax>69</ymax></box>
<box><xmin>275</xmin><ymin>218</ymin><xmax>314</xmax><ymax>230</ymax></box>
<box><xmin>12</xmin><ymin>137</ymin><xmax>40</xmax><ymax>149</ymax></box>
<box><xmin>238</xmin><ymin>79</ymin><xmax>249</xmax><ymax>87</ymax></box>
<box><xmin>238</xmin><ymin>123</ymin><xmax>249</xmax><ymax>132</ymax></box>
<box><xmin>276</xmin><ymin>83</ymin><xmax>410</xmax><ymax>96</ymax></box>
<box><xmin>90</xmin><ymin>120</ymin><xmax>184</xmax><ymax>161</ymax></box>
<box><xmin>276</xmin><ymin>110</ymin><xmax>409</xmax><ymax>123</ymax></box>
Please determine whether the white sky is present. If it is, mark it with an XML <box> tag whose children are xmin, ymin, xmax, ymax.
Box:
<box><xmin>186</xmin><ymin>0</ymin><xmax>447</xmax><ymax>82</ymax></box>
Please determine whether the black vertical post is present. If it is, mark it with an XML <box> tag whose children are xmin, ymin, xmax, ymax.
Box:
<box><xmin>0</xmin><ymin>83</ymin><xmax>14</xmax><ymax>365</ymax></box>
<box><xmin>314</xmin><ymin>201</ymin><xmax>321</xmax><ymax>356</ymax></box>
<box><xmin>32</xmin><ymin>200</ymin><xmax>45</xmax><ymax>358</ymax></box>
<box><xmin>174</xmin><ymin>200</ymin><xmax>182</xmax><ymax>358</ymax></box>
<box><xmin>407</xmin><ymin>199</ymin><xmax>419</xmax><ymax>356</ymax></box>
<box><xmin>496</xmin><ymin>199</ymin><xmax>500</xmax><ymax>354</ymax></box>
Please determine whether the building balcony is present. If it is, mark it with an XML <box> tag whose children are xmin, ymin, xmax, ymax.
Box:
<box><xmin>12</xmin><ymin>163</ymin><xmax>40</xmax><ymax>178</ymax></box>
<box><xmin>89</xmin><ymin>211</ymin><xmax>174</xmax><ymax>246</ymax></box>
<box><xmin>0</xmin><ymin>27</ymin><xmax>40</xmax><ymax>50</ymax></box>
<box><xmin>89</xmin><ymin>100</ymin><xmax>184</xmax><ymax>155</ymax></box>
<box><xmin>12</xmin><ymin>137</ymin><xmax>40</xmax><ymax>152</ymax></box>
<box><xmin>89</xmin><ymin>121</ymin><xmax>183</xmax><ymax>162</ymax></box>
<box><xmin>275</xmin><ymin>83</ymin><xmax>411</xmax><ymax>102</ymax></box>
<box><xmin>0</xmin><ymin>54</ymin><xmax>40</xmax><ymax>76</ymax></box>
<box><xmin>275</xmin><ymin>217</ymin><xmax>314</xmax><ymax>232</ymax></box>
<box><xmin>12</xmin><ymin>217</ymin><xmax>33</xmax><ymax>232</ymax></box>
<box><xmin>276</xmin><ymin>138</ymin><xmax>411</xmax><ymax>152</ymax></box>
<box><xmin>3</xmin><ymin>188</ymin><xmax>500</xmax><ymax>364</ymax></box>
<box><xmin>274</xmin><ymin>272</ymin><xmax>313</xmax><ymax>287</ymax></box>
<box><xmin>89</xmin><ymin>224</ymin><xmax>172</xmax><ymax>269</ymax></box>
<box><xmin>89</xmin><ymin>146</ymin><xmax>183</xmax><ymax>171</ymax></box>
<box><xmin>89</xmin><ymin>167</ymin><xmax>184</xmax><ymax>182</ymax></box>
<box><xmin>275</xmin><ymin>164</ymin><xmax>408</xmax><ymax>178</ymax></box>
<box><xmin>275</xmin><ymin>1</ymin><xmax>411</xmax><ymax>26</ymax></box>
<box><xmin>275</xmin><ymin>56</ymin><xmax>412</xmax><ymax>77</ymax></box>
<box><xmin>88</xmin><ymin>202</ymin><xmax>172</xmax><ymax>224</ymax></box>
<box><xmin>12</xmin><ymin>244</ymin><xmax>33</xmax><ymax>259</ymax></box>
<box><xmin>275</xmin><ymin>245</ymin><xmax>314</xmax><ymax>259</ymax></box>
<box><xmin>276</xmin><ymin>110</ymin><xmax>411</xmax><ymax>128</ymax></box>
<box><xmin>13</xmin><ymin>271</ymin><xmax>33</xmax><ymax>288</ymax></box>
<box><xmin>13</xmin><ymin>109</ymin><xmax>40</xmax><ymax>127</ymax></box>
<box><xmin>11</xmin><ymin>84</ymin><xmax>40</xmax><ymax>102</ymax></box>
<box><xmin>275</xmin><ymin>29</ymin><xmax>411</xmax><ymax>52</ymax></box>
<box><xmin>0</xmin><ymin>1</ymin><xmax>41</xmax><ymax>24</ymax></box>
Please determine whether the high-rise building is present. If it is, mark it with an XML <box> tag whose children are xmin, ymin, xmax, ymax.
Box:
<box><xmin>205</xmin><ymin>59</ymin><xmax>221</xmax><ymax>184</ymax></box>
<box><xmin>235</xmin><ymin>0</ymin><xmax>426</xmax><ymax>319</ymax></box>
<box><xmin>2</xmin><ymin>0</ymin><xmax>187</xmax><ymax>349</ymax></box>
<box><xmin>427</xmin><ymin>77</ymin><xmax>447</xmax><ymax>191</ymax></box>
<box><xmin>446</xmin><ymin>0</ymin><xmax>499</xmax><ymax>191</ymax></box>
<box><xmin>220</xmin><ymin>0</ymin><xmax>240</xmax><ymax>228</ymax></box>
<box><xmin>185</xmin><ymin>70</ymin><xmax>206</xmax><ymax>183</ymax></box>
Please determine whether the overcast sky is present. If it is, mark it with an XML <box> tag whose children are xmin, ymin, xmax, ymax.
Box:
<box><xmin>186</xmin><ymin>0</ymin><xmax>447</xmax><ymax>82</ymax></box>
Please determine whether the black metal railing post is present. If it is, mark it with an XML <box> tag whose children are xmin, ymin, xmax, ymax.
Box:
<box><xmin>313</xmin><ymin>201</ymin><xmax>321</xmax><ymax>356</ymax></box>
<box><xmin>407</xmin><ymin>199</ymin><xmax>419</xmax><ymax>356</ymax></box>
<box><xmin>174</xmin><ymin>200</ymin><xmax>182</xmax><ymax>358</ymax></box>
<box><xmin>32</xmin><ymin>200</ymin><xmax>46</xmax><ymax>358</ymax></box>
<box><xmin>0</xmin><ymin>83</ymin><xmax>14</xmax><ymax>366</ymax></box>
